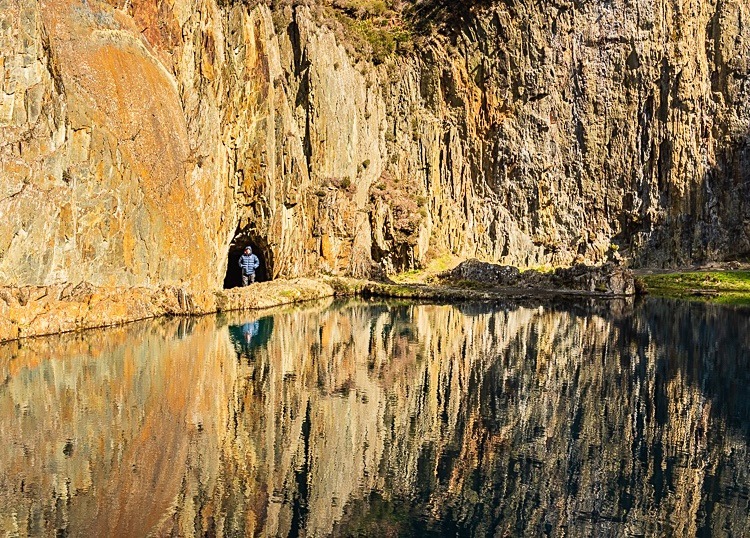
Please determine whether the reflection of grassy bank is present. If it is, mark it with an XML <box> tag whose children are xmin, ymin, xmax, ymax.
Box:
<box><xmin>639</xmin><ymin>271</ymin><xmax>750</xmax><ymax>305</ymax></box>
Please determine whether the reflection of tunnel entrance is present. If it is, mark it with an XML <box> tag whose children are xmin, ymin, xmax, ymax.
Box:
<box><xmin>223</xmin><ymin>226</ymin><xmax>272</xmax><ymax>289</ymax></box>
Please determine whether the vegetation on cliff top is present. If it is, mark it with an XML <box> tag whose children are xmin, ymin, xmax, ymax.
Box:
<box><xmin>234</xmin><ymin>0</ymin><xmax>493</xmax><ymax>63</ymax></box>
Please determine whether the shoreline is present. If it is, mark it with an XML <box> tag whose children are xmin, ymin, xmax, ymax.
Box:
<box><xmin>637</xmin><ymin>270</ymin><xmax>750</xmax><ymax>306</ymax></box>
<box><xmin>0</xmin><ymin>276</ymin><xmax>638</xmax><ymax>344</ymax></box>
<box><xmin>7</xmin><ymin>266</ymin><xmax>747</xmax><ymax>344</ymax></box>
<box><xmin>0</xmin><ymin>279</ymin><xmax>343</xmax><ymax>344</ymax></box>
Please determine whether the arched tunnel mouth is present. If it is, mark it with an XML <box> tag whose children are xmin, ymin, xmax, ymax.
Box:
<box><xmin>223</xmin><ymin>227</ymin><xmax>273</xmax><ymax>289</ymax></box>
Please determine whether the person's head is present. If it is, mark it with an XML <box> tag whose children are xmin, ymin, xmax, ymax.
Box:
<box><xmin>244</xmin><ymin>246</ymin><xmax>252</xmax><ymax>254</ymax></box>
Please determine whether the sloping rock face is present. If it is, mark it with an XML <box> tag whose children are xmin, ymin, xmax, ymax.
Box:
<box><xmin>1</xmin><ymin>0</ymin><xmax>749</xmax><ymax>296</ymax></box>
<box><xmin>1</xmin><ymin>0</ymin><xmax>217</xmax><ymax>288</ymax></box>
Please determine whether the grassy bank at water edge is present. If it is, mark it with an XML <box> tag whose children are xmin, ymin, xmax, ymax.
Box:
<box><xmin>639</xmin><ymin>271</ymin><xmax>750</xmax><ymax>305</ymax></box>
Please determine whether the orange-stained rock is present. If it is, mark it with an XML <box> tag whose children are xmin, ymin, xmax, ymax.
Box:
<box><xmin>0</xmin><ymin>278</ymin><xmax>337</xmax><ymax>342</ymax></box>
<box><xmin>1</xmin><ymin>0</ymin><xmax>750</xmax><ymax>336</ymax></box>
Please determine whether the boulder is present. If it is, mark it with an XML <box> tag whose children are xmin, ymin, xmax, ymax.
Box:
<box><xmin>446</xmin><ymin>259</ymin><xmax>521</xmax><ymax>286</ymax></box>
<box><xmin>553</xmin><ymin>263</ymin><xmax>636</xmax><ymax>295</ymax></box>
<box><xmin>444</xmin><ymin>260</ymin><xmax>636</xmax><ymax>296</ymax></box>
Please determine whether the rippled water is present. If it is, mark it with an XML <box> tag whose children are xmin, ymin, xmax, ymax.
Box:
<box><xmin>1</xmin><ymin>298</ymin><xmax>750</xmax><ymax>537</ymax></box>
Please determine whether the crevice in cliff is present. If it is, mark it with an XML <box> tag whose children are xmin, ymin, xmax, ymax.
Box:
<box><xmin>40</xmin><ymin>20</ymin><xmax>65</xmax><ymax>98</ymax></box>
<box><xmin>289</xmin><ymin>7</ymin><xmax>314</xmax><ymax>182</ymax></box>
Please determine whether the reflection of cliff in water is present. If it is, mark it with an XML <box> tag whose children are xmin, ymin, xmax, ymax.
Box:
<box><xmin>0</xmin><ymin>299</ymin><xmax>749</xmax><ymax>536</ymax></box>
<box><xmin>331</xmin><ymin>299</ymin><xmax>750</xmax><ymax>537</ymax></box>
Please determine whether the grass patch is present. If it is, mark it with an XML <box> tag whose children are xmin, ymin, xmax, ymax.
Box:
<box><xmin>639</xmin><ymin>271</ymin><xmax>750</xmax><ymax>305</ymax></box>
<box><xmin>391</xmin><ymin>268</ymin><xmax>423</xmax><ymax>284</ymax></box>
<box><xmin>390</xmin><ymin>253</ymin><xmax>461</xmax><ymax>284</ymax></box>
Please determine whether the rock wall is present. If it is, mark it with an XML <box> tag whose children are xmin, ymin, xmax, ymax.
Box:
<box><xmin>381</xmin><ymin>0</ymin><xmax>750</xmax><ymax>269</ymax></box>
<box><xmin>1</xmin><ymin>0</ymin><xmax>749</xmax><ymax>293</ymax></box>
<box><xmin>1</xmin><ymin>0</ymin><xmax>217</xmax><ymax>288</ymax></box>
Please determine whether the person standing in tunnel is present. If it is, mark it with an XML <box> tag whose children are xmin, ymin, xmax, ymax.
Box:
<box><xmin>239</xmin><ymin>246</ymin><xmax>260</xmax><ymax>286</ymax></box>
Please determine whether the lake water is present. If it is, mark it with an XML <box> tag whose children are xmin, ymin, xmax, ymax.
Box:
<box><xmin>1</xmin><ymin>298</ymin><xmax>749</xmax><ymax>537</ymax></box>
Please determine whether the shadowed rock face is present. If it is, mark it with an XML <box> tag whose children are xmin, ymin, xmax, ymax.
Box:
<box><xmin>1</xmin><ymin>0</ymin><xmax>749</xmax><ymax>287</ymax></box>
<box><xmin>1</xmin><ymin>299</ymin><xmax>749</xmax><ymax>536</ymax></box>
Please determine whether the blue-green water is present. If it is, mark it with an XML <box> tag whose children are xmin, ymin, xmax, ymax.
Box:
<box><xmin>1</xmin><ymin>298</ymin><xmax>749</xmax><ymax>537</ymax></box>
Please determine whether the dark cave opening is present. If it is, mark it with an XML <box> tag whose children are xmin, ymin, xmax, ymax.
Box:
<box><xmin>223</xmin><ymin>227</ymin><xmax>272</xmax><ymax>289</ymax></box>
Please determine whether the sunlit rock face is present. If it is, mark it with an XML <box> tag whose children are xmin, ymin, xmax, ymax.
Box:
<box><xmin>0</xmin><ymin>0</ymin><xmax>215</xmax><ymax>288</ymax></box>
<box><xmin>2</xmin><ymin>0</ymin><xmax>749</xmax><ymax>292</ymax></box>
<box><xmin>0</xmin><ymin>0</ymin><xmax>382</xmax><ymax>289</ymax></box>
<box><xmin>1</xmin><ymin>299</ymin><xmax>749</xmax><ymax>536</ymax></box>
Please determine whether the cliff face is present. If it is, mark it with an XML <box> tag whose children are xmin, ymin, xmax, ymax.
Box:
<box><xmin>1</xmin><ymin>0</ymin><xmax>383</xmax><ymax>289</ymax></box>
<box><xmin>385</xmin><ymin>0</ymin><xmax>750</xmax><ymax>269</ymax></box>
<box><xmin>1</xmin><ymin>0</ymin><xmax>749</xmax><ymax>290</ymax></box>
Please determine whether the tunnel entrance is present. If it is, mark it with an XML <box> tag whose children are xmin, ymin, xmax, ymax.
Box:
<box><xmin>223</xmin><ymin>227</ymin><xmax>272</xmax><ymax>289</ymax></box>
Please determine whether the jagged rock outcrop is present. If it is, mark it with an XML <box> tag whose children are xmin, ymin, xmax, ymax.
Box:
<box><xmin>381</xmin><ymin>0</ymin><xmax>750</xmax><ymax>269</ymax></box>
<box><xmin>1</xmin><ymin>0</ymin><xmax>749</xmax><ymax>295</ymax></box>
<box><xmin>444</xmin><ymin>258</ymin><xmax>637</xmax><ymax>295</ymax></box>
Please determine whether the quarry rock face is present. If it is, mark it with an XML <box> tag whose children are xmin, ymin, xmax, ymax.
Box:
<box><xmin>384</xmin><ymin>0</ymin><xmax>750</xmax><ymax>269</ymax></box>
<box><xmin>1</xmin><ymin>0</ymin><xmax>749</xmax><ymax>303</ymax></box>
<box><xmin>1</xmin><ymin>0</ymin><xmax>215</xmax><ymax>289</ymax></box>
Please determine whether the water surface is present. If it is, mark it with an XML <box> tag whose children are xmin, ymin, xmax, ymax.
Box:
<box><xmin>1</xmin><ymin>298</ymin><xmax>749</xmax><ymax>537</ymax></box>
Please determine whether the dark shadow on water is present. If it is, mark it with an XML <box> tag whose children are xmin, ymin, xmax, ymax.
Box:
<box><xmin>637</xmin><ymin>298</ymin><xmax>750</xmax><ymax>440</ymax></box>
